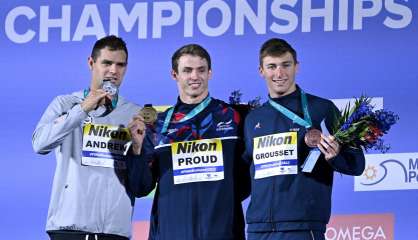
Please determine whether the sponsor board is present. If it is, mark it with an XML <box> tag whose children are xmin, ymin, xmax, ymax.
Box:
<box><xmin>355</xmin><ymin>153</ymin><xmax>418</xmax><ymax>191</ymax></box>
<box><xmin>326</xmin><ymin>214</ymin><xmax>394</xmax><ymax>240</ymax></box>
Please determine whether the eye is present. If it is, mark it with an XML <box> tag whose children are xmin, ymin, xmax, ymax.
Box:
<box><xmin>102</xmin><ymin>61</ymin><xmax>112</xmax><ymax>66</ymax></box>
<box><xmin>267</xmin><ymin>65</ymin><xmax>276</xmax><ymax>70</ymax></box>
<box><xmin>282</xmin><ymin>63</ymin><xmax>291</xmax><ymax>68</ymax></box>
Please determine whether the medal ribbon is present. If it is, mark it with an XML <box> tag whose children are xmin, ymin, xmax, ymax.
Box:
<box><xmin>268</xmin><ymin>89</ymin><xmax>312</xmax><ymax>129</ymax></box>
<box><xmin>161</xmin><ymin>95</ymin><xmax>212</xmax><ymax>134</ymax></box>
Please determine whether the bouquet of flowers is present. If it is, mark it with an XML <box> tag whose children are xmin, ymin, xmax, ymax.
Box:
<box><xmin>229</xmin><ymin>90</ymin><xmax>243</xmax><ymax>105</ymax></box>
<box><xmin>229</xmin><ymin>90</ymin><xmax>261</xmax><ymax>109</ymax></box>
<box><xmin>229</xmin><ymin>90</ymin><xmax>262</xmax><ymax>119</ymax></box>
<box><xmin>333</xmin><ymin>96</ymin><xmax>399</xmax><ymax>153</ymax></box>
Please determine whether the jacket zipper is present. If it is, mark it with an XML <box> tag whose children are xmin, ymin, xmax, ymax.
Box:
<box><xmin>310</xmin><ymin>230</ymin><xmax>315</xmax><ymax>240</ymax></box>
<box><xmin>270</xmin><ymin>177</ymin><xmax>276</xmax><ymax>231</ymax></box>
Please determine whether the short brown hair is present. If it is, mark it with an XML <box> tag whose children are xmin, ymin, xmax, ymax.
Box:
<box><xmin>172</xmin><ymin>44</ymin><xmax>211</xmax><ymax>73</ymax></box>
<box><xmin>259</xmin><ymin>38</ymin><xmax>297</xmax><ymax>66</ymax></box>
<box><xmin>91</xmin><ymin>35</ymin><xmax>128</xmax><ymax>62</ymax></box>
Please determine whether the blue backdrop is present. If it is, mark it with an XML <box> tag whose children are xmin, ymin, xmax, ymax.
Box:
<box><xmin>1</xmin><ymin>1</ymin><xmax>417</xmax><ymax>239</ymax></box>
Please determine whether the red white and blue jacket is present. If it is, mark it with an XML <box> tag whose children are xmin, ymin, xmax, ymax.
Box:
<box><xmin>127</xmin><ymin>96</ymin><xmax>250</xmax><ymax>240</ymax></box>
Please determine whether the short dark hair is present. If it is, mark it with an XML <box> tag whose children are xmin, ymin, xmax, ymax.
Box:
<box><xmin>171</xmin><ymin>44</ymin><xmax>211</xmax><ymax>73</ymax></box>
<box><xmin>259</xmin><ymin>38</ymin><xmax>297</xmax><ymax>66</ymax></box>
<box><xmin>91</xmin><ymin>35</ymin><xmax>128</xmax><ymax>62</ymax></box>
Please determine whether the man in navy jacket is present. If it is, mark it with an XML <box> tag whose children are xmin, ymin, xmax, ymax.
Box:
<box><xmin>127</xmin><ymin>44</ymin><xmax>250</xmax><ymax>240</ymax></box>
<box><xmin>243</xmin><ymin>38</ymin><xmax>365</xmax><ymax>240</ymax></box>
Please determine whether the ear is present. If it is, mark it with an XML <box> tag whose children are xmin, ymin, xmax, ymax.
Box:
<box><xmin>295</xmin><ymin>62</ymin><xmax>299</xmax><ymax>74</ymax></box>
<box><xmin>208</xmin><ymin>69</ymin><xmax>212</xmax><ymax>80</ymax></box>
<box><xmin>258</xmin><ymin>66</ymin><xmax>264</xmax><ymax>77</ymax></box>
<box><xmin>88</xmin><ymin>57</ymin><xmax>94</xmax><ymax>71</ymax></box>
<box><xmin>171</xmin><ymin>69</ymin><xmax>177</xmax><ymax>81</ymax></box>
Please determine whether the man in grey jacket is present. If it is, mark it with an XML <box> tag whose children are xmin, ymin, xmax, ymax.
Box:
<box><xmin>32</xmin><ymin>35</ymin><xmax>142</xmax><ymax>240</ymax></box>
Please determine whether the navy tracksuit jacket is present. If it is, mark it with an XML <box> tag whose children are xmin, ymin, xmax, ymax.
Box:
<box><xmin>242</xmin><ymin>87</ymin><xmax>365</xmax><ymax>235</ymax></box>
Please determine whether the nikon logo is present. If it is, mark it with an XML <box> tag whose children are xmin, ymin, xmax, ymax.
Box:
<box><xmin>88</xmin><ymin>125</ymin><xmax>128</xmax><ymax>141</ymax></box>
<box><xmin>177</xmin><ymin>141</ymin><xmax>217</xmax><ymax>154</ymax></box>
<box><xmin>257</xmin><ymin>135</ymin><xmax>292</xmax><ymax>148</ymax></box>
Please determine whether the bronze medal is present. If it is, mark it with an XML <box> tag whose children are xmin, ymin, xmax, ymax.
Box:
<box><xmin>304</xmin><ymin>128</ymin><xmax>322</xmax><ymax>148</ymax></box>
<box><xmin>139</xmin><ymin>104</ymin><xmax>158</xmax><ymax>126</ymax></box>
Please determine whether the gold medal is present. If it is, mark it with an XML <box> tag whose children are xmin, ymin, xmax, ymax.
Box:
<box><xmin>139</xmin><ymin>104</ymin><xmax>157</xmax><ymax>126</ymax></box>
<box><xmin>304</xmin><ymin>128</ymin><xmax>322</xmax><ymax>148</ymax></box>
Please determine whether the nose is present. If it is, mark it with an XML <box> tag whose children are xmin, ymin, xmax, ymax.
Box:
<box><xmin>190</xmin><ymin>70</ymin><xmax>198</xmax><ymax>80</ymax></box>
<box><xmin>275</xmin><ymin>67</ymin><xmax>284</xmax><ymax>78</ymax></box>
<box><xmin>109</xmin><ymin>64</ymin><xmax>117</xmax><ymax>75</ymax></box>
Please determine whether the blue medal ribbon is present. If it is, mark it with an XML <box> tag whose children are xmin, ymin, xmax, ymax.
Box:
<box><xmin>160</xmin><ymin>95</ymin><xmax>212</xmax><ymax>134</ymax></box>
<box><xmin>268</xmin><ymin>89</ymin><xmax>312</xmax><ymax>128</ymax></box>
<box><xmin>268</xmin><ymin>89</ymin><xmax>324</xmax><ymax>173</ymax></box>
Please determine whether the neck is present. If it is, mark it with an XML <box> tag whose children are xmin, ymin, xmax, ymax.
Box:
<box><xmin>90</xmin><ymin>80</ymin><xmax>100</xmax><ymax>91</ymax></box>
<box><xmin>180</xmin><ymin>92</ymin><xmax>208</xmax><ymax>104</ymax></box>
<box><xmin>270</xmin><ymin>85</ymin><xmax>297</xmax><ymax>98</ymax></box>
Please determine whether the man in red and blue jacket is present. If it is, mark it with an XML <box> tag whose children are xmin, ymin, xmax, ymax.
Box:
<box><xmin>127</xmin><ymin>44</ymin><xmax>250</xmax><ymax>240</ymax></box>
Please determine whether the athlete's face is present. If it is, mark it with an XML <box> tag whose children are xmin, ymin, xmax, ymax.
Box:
<box><xmin>88</xmin><ymin>47</ymin><xmax>127</xmax><ymax>90</ymax></box>
<box><xmin>172</xmin><ymin>54</ymin><xmax>211</xmax><ymax>104</ymax></box>
<box><xmin>260</xmin><ymin>52</ymin><xmax>298</xmax><ymax>98</ymax></box>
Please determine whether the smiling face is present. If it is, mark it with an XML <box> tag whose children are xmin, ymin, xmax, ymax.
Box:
<box><xmin>88</xmin><ymin>47</ymin><xmax>127</xmax><ymax>90</ymax></box>
<box><xmin>260</xmin><ymin>52</ymin><xmax>299</xmax><ymax>98</ymax></box>
<box><xmin>172</xmin><ymin>54</ymin><xmax>211</xmax><ymax>104</ymax></box>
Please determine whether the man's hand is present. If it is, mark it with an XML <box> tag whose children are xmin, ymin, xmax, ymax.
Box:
<box><xmin>128</xmin><ymin>114</ymin><xmax>146</xmax><ymax>155</ymax></box>
<box><xmin>317</xmin><ymin>134</ymin><xmax>341</xmax><ymax>161</ymax></box>
<box><xmin>81</xmin><ymin>89</ymin><xmax>110</xmax><ymax>112</ymax></box>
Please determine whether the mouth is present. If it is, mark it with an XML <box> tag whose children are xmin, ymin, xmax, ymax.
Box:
<box><xmin>272</xmin><ymin>79</ymin><xmax>287</xmax><ymax>85</ymax></box>
<box><xmin>188</xmin><ymin>82</ymin><xmax>202</xmax><ymax>88</ymax></box>
<box><xmin>104</xmin><ymin>77</ymin><xmax>118</xmax><ymax>83</ymax></box>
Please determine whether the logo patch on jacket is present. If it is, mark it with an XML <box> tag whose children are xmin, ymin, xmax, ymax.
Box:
<box><xmin>167</xmin><ymin>128</ymin><xmax>178</xmax><ymax>134</ymax></box>
<box><xmin>216</xmin><ymin>120</ymin><xmax>233</xmax><ymax>132</ymax></box>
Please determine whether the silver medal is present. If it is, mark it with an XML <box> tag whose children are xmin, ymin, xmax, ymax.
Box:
<box><xmin>102</xmin><ymin>80</ymin><xmax>118</xmax><ymax>96</ymax></box>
